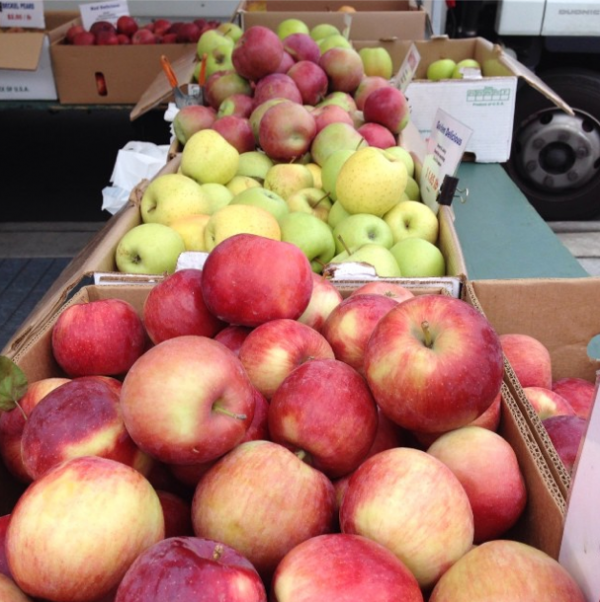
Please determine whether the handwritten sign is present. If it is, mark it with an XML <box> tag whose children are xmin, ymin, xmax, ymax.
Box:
<box><xmin>0</xmin><ymin>1</ymin><xmax>45</xmax><ymax>29</ymax></box>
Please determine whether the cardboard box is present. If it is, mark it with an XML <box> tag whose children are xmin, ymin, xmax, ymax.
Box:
<box><xmin>463</xmin><ymin>277</ymin><xmax>600</xmax><ymax>498</ymax></box>
<box><xmin>235</xmin><ymin>0</ymin><xmax>430</xmax><ymax>42</ymax></box>
<box><xmin>49</xmin><ymin>17</ymin><xmax>197</xmax><ymax>105</ymax></box>
<box><xmin>0</xmin><ymin>282</ymin><xmax>567</xmax><ymax>560</ymax></box>
<box><xmin>0</xmin><ymin>11</ymin><xmax>78</xmax><ymax>101</ymax></box>
<box><xmin>354</xmin><ymin>36</ymin><xmax>573</xmax><ymax>163</ymax></box>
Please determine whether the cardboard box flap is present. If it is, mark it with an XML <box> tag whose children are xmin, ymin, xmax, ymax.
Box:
<box><xmin>0</xmin><ymin>32</ymin><xmax>45</xmax><ymax>70</ymax></box>
<box><xmin>130</xmin><ymin>49</ymin><xmax>197</xmax><ymax>121</ymax></box>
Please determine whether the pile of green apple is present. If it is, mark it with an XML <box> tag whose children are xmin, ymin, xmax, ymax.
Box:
<box><xmin>426</xmin><ymin>57</ymin><xmax>482</xmax><ymax>81</ymax></box>
<box><xmin>115</xmin><ymin>19</ymin><xmax>446</xmax><ymax>278</ymax></box>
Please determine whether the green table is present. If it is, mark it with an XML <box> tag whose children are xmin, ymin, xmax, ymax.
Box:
<box><xmin>452</xmin><ymin>163</ymin><xmax>588</xmax><ymax>280</ymax></box>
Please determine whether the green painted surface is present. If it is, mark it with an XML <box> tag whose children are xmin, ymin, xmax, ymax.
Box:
<box><xmin>452</xmin><ymin>163</ymin><xmax>588</xmax><ymax>280</ymax></box>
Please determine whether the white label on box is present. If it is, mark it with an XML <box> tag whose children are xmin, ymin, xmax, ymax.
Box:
<box><xmin>342</xmin><ymin>12</ymin><xmax>352</xmax><ymax>39</ymax></box>
<box><xmin>0</xmin><ymin>0</ymin><xmax>45</xmax><ymax>29</ymax></box>
<box><xmin>420</xmin><ymin>108</ymin><xmax>472</xmax><ymax>213</ymax></box>
<box><xmin>558</xmin><ymin>372</ymin><xmax>600</xmax><ymax>602</ymax></box>
<box><xmin>393</xmin><ymin>43</ymin><xmax>420</xmax><ymax>93</ymax></box>
<box><xmin>79</xmin><ymin>0</ymin><xmax>129</xmax><ymax>29</ymax></box>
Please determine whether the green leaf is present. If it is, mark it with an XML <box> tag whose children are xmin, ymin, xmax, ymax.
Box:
<box><xmin>0</xmin><ymin>356</ymin><xmax>28</xmax><ymax>413</ymax></box>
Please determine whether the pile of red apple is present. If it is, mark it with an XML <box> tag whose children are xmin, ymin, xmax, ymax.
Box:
<box><xmin>0</xmin><ymin>233</ymin><xmax>586</xmax><ymax>601</ymax></box>
<box><xmin>63</xmin><ymin>16</ymin><xmax>221</xmax><ymax>46</ymax></box>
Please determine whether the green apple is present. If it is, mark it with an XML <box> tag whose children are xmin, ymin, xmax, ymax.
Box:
<box><xmin>236</xmin><ymin>151</ymin><xmax>274</xmax><ymax>182</ymax></box>
<box><xmin>327</xmin><ymin>200</ymin><xmax>350</xmax><ymax>229</ymax></box>
<box><xmin>404</xmin><ymin>176</ymin><xmax>421</xmax><ymax>201</ymax></box>
<box><xmin>140</xmin><ymin>173</ymin><xmax>212</xmax><ymax>226</ymax></box>
<box><xmin>226</xmin><ymin>175</ymin><xmax>262</xmax><ymax>196</ymax></box>
<box><xmin>204</xmin><ymin>45</ymin><xmax>234</xmax><ymax>79</ymax></box>
<box><xmin>321</xmin><ymin>148</ymin><xmax>355</xmax><ymax>201</ymax></box>
<box><xmin>318</xmin><ymin>33</ymin><xmax>352</xmax><ymax>54</ymax></box>
<box><xmin>196</xmin><ymin>29</ymin><xmax>234</xmax><ymax>61</ymax></box>
<box><xmin>328</xmin><ymin>243</ymin><xmax>402</xmax><ymax>277</ymax></box>
<box><xmin>384</xmin><ymin>145</ymin><xmax>415</xmax><ymax>178</ymax></box>
<box><xmin>180</xmin><ymin>129</ymin><xmax>239</xmax><ymax>185</ymax></box>
<box><xmin>115</xmin><ymin>223</ymin><xmax>186</xmax><ymax>275</ymax></box>
<box><xmin>383</xmin><ymin>199</ymin><xmax>439</xmax><ymax>244</ymax></box>
<box><xmin>316</xmin><ymin>91</ymin><xmax>357</xmax><ymax>113</ymax></box>
<box><xmin>426</xmin><ymin>58</ymin><xmax>457</xmax><ymax>81</ymax></box>
<box><xmin>264</xmin><ymin>163</ymin><xmax>314</xmax><ymax>200</ymax></box>
<box><xmin>310</xmin><ymin>23</ymin><xmax>341</xmax><ymax>41</ymax></box>
<box><xmin>336</xmin><ymin>147</ymin><xmax>408</xmax><ymax>216</ymax></box>
<box><xmin>390</xmin><ymin>237</ymin><xmax>446</xmax><ymax>277</ymax></box>
<box><xmin>286</xmin><ymin>187</ymin><xmax>333</xmax><ymax>223</ymax></box>
<box><xmin>358</xmin><ymin>47</ymin><xmax>394</xmax><ymax>80</ymax></box>
<box><xmin>333</xmin><ymin>213</ymin><xmax>394</xmax><ymax>254</ymax></box>
<box><xmin>452</xmin><ymin>58</ymin><xmax>482</xmax><ymax>79</ymax></box>
<box><xmin>279</xmin><ymin>211</ymin><xmax>336</xmax><ymax>273</ymax></box>
<box><xmin>217</xmin><ymin>22</ymin><xmax>243</xmax><ymax>43</ymax></box>
<box><xmin>200</xmin><ymin>183</ymin><xmax>234</xmax><ymax>213</ymax></box>
<box><xmin>306</xmin><ymin>162</ymin><xmax>322</xmax><ymax>189</ymax></box>
<box><xmin>229</xmin><ymin>187</ymin><xmax>290</xmax><ymax>222</ymax></box>
<box><xmin>277</xmin><ymin>18</ymin><xmax>310</xmax><ymax>40</ymax></box>
<box><xmin>311</xmin><ymin>122</ymin><xmax>366</xmax><ymax>168</ymax></box>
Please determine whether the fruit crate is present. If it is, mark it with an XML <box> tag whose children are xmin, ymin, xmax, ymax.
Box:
<box><xmin>464</xmin><ymin>278</ymin><xmax>600</xmax><ymax>495</ymax></box>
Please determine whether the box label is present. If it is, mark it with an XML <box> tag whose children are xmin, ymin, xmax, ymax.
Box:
<box><xmin>0</xmin><ymin>0</ymin><xmax>45</xmax><ymax>28</ymax></box>
<box><xmin>466</xmin><ymin>85</ymin><xmax>512</xmax><ymax>107</ymax></box>
<box><xmin>79</xmin><ymin>0</ymin><xmax>129</xmax><ymax>29</ymax></box>
<box><xmin>420</xmin><ymin>108</ymin><xmax>472</xmax><ymax>213</ymax></box>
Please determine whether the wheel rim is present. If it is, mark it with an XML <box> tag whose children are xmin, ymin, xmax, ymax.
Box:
<box><xmin>513</xmin><ymin>108</ymin><xmax>600</xmax><ymax>193</ymax></box>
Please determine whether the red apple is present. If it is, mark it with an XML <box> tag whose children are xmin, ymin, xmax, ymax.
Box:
<box><xmin>51</xmin><ymin>298</ymin><xmax>147</xmax><ymax>378</ymax></box>
<box><xmin>349</xmin><ymin>281</ymin><xmax>415</xmax><ymax>303</ymax></box>
<box><xmin>321</xmin><ymin>293</ymin><xmax>398</xmax><ymax>376</ymax></box>
<box><xmin>427</xmin><ymin>425</ymin><xmax>527</xmax><ymax>543</ymax></box>
<box><xmin>357</xmin><ymin>122</ymin><xmax>397</xmax><ymax>148</ymax></box>
<box><xmin>523</xmin><ymin>385</ymin><xmax>576</xmax><ymax>420</ymax></box>
<box><xmin>176</xmin><ymin>22</ymin><xmax>201</xmax><ymax>43</ymax></box>
<box><xmin>65</xmin><ymin>24</ymin><xmax>86</xmax><ymax>44</ymax></box>
<box><xmin>282</xmin><ymin>32</ymin><xmax>320</xmax><ymax>63</ymax></box>
<box><xmin>363</xmin><ymin>85</ymin><xmax>410</xmax><ymax>134</ymax></box>
<box><xmin>0</xmin><ymin>514</ymin><xmax>10</xmax><ymax>578</ymax></box>
<box><xmin>310</xmin><ymin>103</ymin><xmax>354</xmax><ymax>133</ymax></box>
<box><xmin>90</xmin><ymin>20</ymin><xmax>116</xmax><ymax>37</ymax></box>
<box><xmin>272</xmin><ymin>533</ymin><xmax>423</xmax><ymax>602</ymax></box>
<box><xmin>252</xmin><ymin>72</ymin><xmax>303</xmax><ymax>107</ymax></box>
<box><xmin>72</xmin><ymin>31</ymin><xmax>95</xmax><ymax>45</ymax></box>
<box><xmin>0</xmin><ymin>377</ymin><xmax>70</xmax><ymax>483</ymax></box>
<box><xmin>218</xmin><ymin>92</ymin><xmax>255</xmax><ymax>118</ymax></box>
<box><xmin>319</xmin><ymin>47</ymin><xmax>365</xmax><ymax>94</ymax></box>
<box><xmin>274</xmin><ymin>50</ymin><xmax>295</xmax><ymax>73</ymax></box>
<box><xmin>204</xmin><ymin>69</ymin><xmax>253</xmax><ymax>111</ymax></box>
<box><xmin>117</xmin><ymin>33</ymin><xmax>131</xmax><ymax>44</ymax></box>
<box><xmin>152</xmin><ymin>18</ymin><xmax>172</xmax><ymax>37</ymax></box>
<box><xmin>200</xmin><ymin>233</ymin><xmax>314</xmax><ymax>327</ymax></box>
<box><xmin>96</xmin><ymin>30</ymin><xmax>119</xmax><ymax>45</ymax></box>
<box><xmin>499</xmin><ymin>332</ymin><xmax>553</xmax><ymax>389</ymax></box>
<box><xmin>258</xmin><ymin>101</ymin><xmax>317</xmax><ymax>162</ymax></box>
<box><xmin>155</xmin><ymin>490</ymin><xmax>194</xmax><ymax>538</ymax></box>
<box><xmin>120</xmin><ymin>335</ymin><xmax>256</xmax><ymax>465</ymax></box>
<box><xmin>6</xmin><ymin>456</ymin><xmax>165</xmax><ymax>602</ymax></box>
<box><xmin>364</xmin><ymin>294</ymin><xmax>505</xmax><ymax>434</ymax></box>
<box><xmin>131</xmin><ymin>28</ymin><xmax>156</xmax><ymax>44</ymax></box>
<box><xmin>268</xmin><ymin>358</ymin><xmax>378</xmax><ymax>478</ymax></box>
<box><xmin>191</xmin><ymin>440</ymin><xmax>337</xmax><ymax>582</ymax></box>
<box><xmin>552</xmin><ymin>376</ymin><xmax>596</xmax><ymax>420</ymax></box>
<box><xmin>287</xmin><ymin>60</ymin><xmax>329</xmax><ymax>106</ymax></box>
<box><xmin>428</xmin><ymin>539</ymin><xmax>585</xmax><ymax>601</ymax></box>
<box><xmin>214</xmin><ymin>324</ymin><xmax>253</xmax><ymax>355</ymax></box>
<box><xmin>297</xmin><ymin>272</ymin><xmax>343</xmax><ymax>331</ymax></box>
<box><xmin>354</xmin><ymin>75</ymin><xmax>392</xmax><ymax>110</ymax></box>
<box><xmin>542</xmin><ymin>414</ymin><xmax>588</xmax><ymax>473</ymax></box>
<box><xmin>162</xmin><ymin>32</ymin><xmax>178</xmax><ymax>44</ymax></box>
<box><xmin>211</xmin><ymin>115</ymin><xmax>256</xmax><ymax>153</ymax></box>
<box><xmin>115</xmin><ymin>536</ymin><xmax>267</xmax><ymax>602</ymax></box>
<box><xmin>232</xmin><ymin>25</ymin><xmax>284</xmax><ymax>81</ymax></box>
<box><xmin>21</xmin><ymin>376</ymin><xmax>152</xmax><ymax>480</ymax></box>
<box><xmin>116</xmin><ymin>15</ymin><xmax>138</xmax><ymax>37</ymax></box>
<box><xmin>239</xmin><ymin>318</ymin><xmax>334</xmax><ymax>399</ymax></box>
<box><xmin>340</xmin><ymin>447</ymin><xmax>474</xmax><ymax>590</ymax></box>
<box><xmin>172</xmin><ymin>104</ymin><xmax>217</xmax><ymax>144</ymax></box>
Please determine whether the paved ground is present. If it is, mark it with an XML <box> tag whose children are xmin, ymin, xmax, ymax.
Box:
<box><xmin>548</xmin><ymin>221</ymin><xmax>600</xmax><ymax>276</ymax></box>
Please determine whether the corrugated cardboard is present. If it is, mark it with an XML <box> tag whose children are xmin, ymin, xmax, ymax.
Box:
<box><xmin>235</xmin><ymin>0</ymin><xmax>430</xmax><ymax>41</ymax></box>
<box><xmin>353</xmin><ymin>36</ymin><xmax>573</xmax><ymax>163</ymax></box>
<box><xmin>0</xmin><ymin>282</ymin><xmax>567</xmax><ymax>560</ymax></box>
<box><xmin>464</xmin><ymin>277</ymin><xmax>600</xmax><ymax>498</ymax></box>
<box><xmin>49</xmin><ymin>16</ymin><xmax>197</xmax><ymax>105</ymax></box>
<box><xmin>0</xmin><ymin>11</ymin><xmax>78</xmax><ymax>100</ymax></box>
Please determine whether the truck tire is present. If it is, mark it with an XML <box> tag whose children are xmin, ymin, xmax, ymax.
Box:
<box><xmin>504</xmin><ymin>68</ymin><xmax>600</xmax><ymax>221</ymax></box>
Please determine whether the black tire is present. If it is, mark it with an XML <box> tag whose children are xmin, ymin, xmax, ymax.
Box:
<box><xmin>504</xmin><ymin>68</ymin><xmax>600</xmax><ymax>221</ymax></box>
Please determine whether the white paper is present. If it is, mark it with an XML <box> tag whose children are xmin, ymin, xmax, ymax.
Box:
<box><xmin>79</xmin><ymin>0</ymin><xmax>129</xmax><ymax>29</ymax></box>
<box><xmin>393</xmin><ymin>43</ymin><xmax>421</xmax><ymax>93</ymax></box>
<box><xmin>0</xmin><ymin>0</ymin><xmax>45</xmax><ymax>28</ymax></box>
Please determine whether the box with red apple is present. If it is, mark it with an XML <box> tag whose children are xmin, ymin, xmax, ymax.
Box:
<box><xmin>464</xmin><ymin>277</ymin><xmax>600</xmax><ymax>495</ymax></box>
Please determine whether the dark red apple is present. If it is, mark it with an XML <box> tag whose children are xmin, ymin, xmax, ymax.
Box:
<box><xmin>282</xmin><ymin>32</ymin><xmax>320</xmax><ymax>63</ymax></box>
<box><xmin>131</xmin><ymin>29</ymin><xmax>156</xmax><ymax>44</ymax></box>
<box><xmin>252</xmin><ymin>72</ymin><xmax>302</xmax><ymax>107</ymax></box>
<box><xmin>72</xmin><ymin>31</ymin><xmax>96</xmax><ymax>45</ymax></box>
<box><xmin>96</xmin><ymin>30</ymin><xmax>119</xmax><ymax>45</ymax></box>
<box><xmin>153</xmin><ymin>18</ymin><xmax>172</xmax><ymax>37</ymax></box>
<box><xmin>287</xmin><ymin>60</ymin><xmax>329</xmax><ymax>105</ymax></box>
<box><xmin>232</xmin><ymin>25</ymin><xmax>284</xmax><ymax>81</ymax></box>
<box><xmin>116</xmin><ymin>15</ymin><xmax>138</xmax><ymax>37</ymax></box>
<box><xmin>543</xmin><ymin>414</ymin><xmax>588</xmax><ymax>473</ymax></box>
<box><xmin>176</xmin><ymin>22</ymin><xmax>201</xmax><ymax>43</ymax></box>
<box><xmin>156</xmin><ymin>490</ymin><xmax>194</xmax><ymax>538</ymax></box>
<box><xmin>90</xmin><ymin>20</ymin><xmax>116</xmax><ymax>37</ymax></box>
<box><xmin>363</xmin><ymin>85</ymin><xmax>410</xmax><ymax>134</ymax></box>
<box><xmin>211</xmin><ymin>115</ymin><xmax>256</xmax><ymax>154</ymax></box>
<box><xmin>214</xmin><ymin>324</ymin><xmax>254</xmax><ymax>355</ymax></box>
<box><xmin>65</xmin><ymin>24</ymin><xmax>86</xmax><ymax>44</ymax></box>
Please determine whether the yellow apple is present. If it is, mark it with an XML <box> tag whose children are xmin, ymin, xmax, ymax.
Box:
<box><xmin>204</xmin><ymin>204</ymin><xmax>282</xmax><ymax>251</ymax></box>
<box><xmin>200</xmin><ymin>183</ymin><xmax>234</xmax><ymax>214</ymax></box>
<box><xmin>305</xmin><ymin>162</ymin><xmax>323</xmax><ymax>189</ymax></box>
<box><xmin>264</xmin><ymin>163</ymin><xmax>314</xmax><ymax>200</ymax></box>
<box><xmin>383</xmin><ymin>199</ymin><xmax>439</xmax><ymax>244</ymax></box>
<box><xmin>169</xmin><ymin>213</ymin><xmax>211</xmax><ymax>252</ymax></box>
<box><xmin>180</xmin><ymin>129</ymin><xmax>239</xmax><ymax>185</ymax></box>
<box><xmin>236</xmin><ymin>150</ymin><xmax>274</xmax><ymax>182</ymax></box>
<box><xmin>226</xmin><ymin>175</ymin><xmax>262</xmax><ymax>196</ymax></box>
<box><xmin>286</xmin><ymin>187</ymin><xmax>333</xmax><ymax>223</ymax></box>
<box><xmin>336</xmin><ymin>147</ymin><xmax>408</xmax><ymax>216</ymax></box>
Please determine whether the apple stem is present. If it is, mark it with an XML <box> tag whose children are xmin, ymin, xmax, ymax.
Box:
<box><xmin>421</xmin><ymin>320</ymin><xmax>433</xmax><ymax>348</ymax></box>
<box><xmin>356</xmin><ymin>137</ymin><xmax>366</xmax><ymax>151</ymax></box>
<box><xmin>14</xmin><ymin>400</ymin><xmax>27</xmax><ymax>421</ymax></box>
<box><xmin>315</xmin><ymin>258</ymin><xmax>326</xmax><ymax>268</ymax></box>
<box><xmin>213</xmin><ymin>544</ymin><xmax>224</xmax><ymax>561</ymax></box>
<box><xmin>315</xmin><ymin>193</ymin><xmax>330</xmax><ymax>207</ymax></box>
<box><xmin>295</xmin><ymin>449</ymin><xmax>308</xmax><ymax>463</ymax></box>
<box><xmin>212</xmin><ymin>403</ymin><xmax>247</xmax><ymax>421</ymax></box>
<box><xmin>337</xmin><ymin>234</ymin><xmax>351</xmax><ymax>255</ymax></box>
